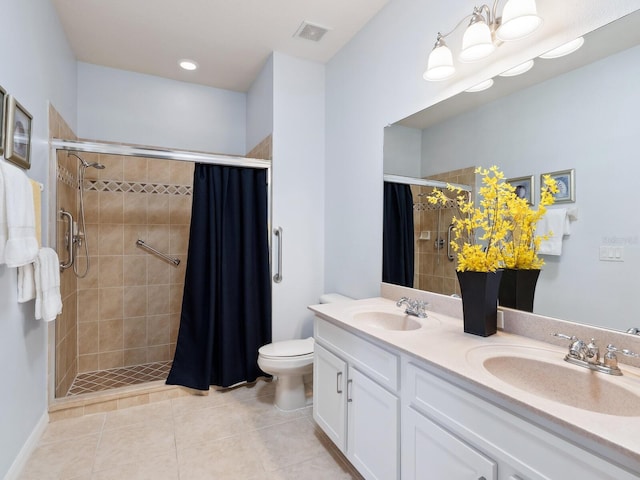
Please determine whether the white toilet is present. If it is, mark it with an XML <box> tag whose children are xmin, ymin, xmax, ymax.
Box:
<box><xmin>258</xmin><ymin>293</ymin><xmax>352</xmax><ymax>411</ymax></box>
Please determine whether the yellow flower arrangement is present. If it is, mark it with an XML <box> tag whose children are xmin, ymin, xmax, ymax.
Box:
<box><xmin>501</xmin><ymin>174</ymin><xmax>558</xmax><ymax>269</ymax></box>
<box><xmin>427</xmin><ymin>166</ymin><xmax>558</xmax><ymax>272</ymax></box>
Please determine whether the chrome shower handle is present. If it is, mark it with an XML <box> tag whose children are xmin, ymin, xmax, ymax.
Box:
<box><xmin>273</xmin><ymin>226</ymin><xmax>283</xmax><ymax>283</ymax></box>
<box><xmin>59</xmin><ymin>209</ymin><xmax>74</xmax><ymax>270</ymax></box>
<box><xmin>447</xmin><ymin>223</ymin><xmax>455</xmax><ymax>261</ymax></box>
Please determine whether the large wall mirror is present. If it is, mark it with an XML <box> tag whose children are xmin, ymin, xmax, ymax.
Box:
<box><xmin>383</xmin><ymin>10</ymin><xmax>640</xmax><ymax>333</ymax></box>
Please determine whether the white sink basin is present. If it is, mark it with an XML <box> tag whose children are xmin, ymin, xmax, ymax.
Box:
<box><xmin>353</xmin><ymin>311</ymin><xmax>422</xmax><ymax>331</ymax></box>
<box><xmin>467</xmin><ymin>345</ymin><xmax>640</xmax><ymax>416</ymax></box>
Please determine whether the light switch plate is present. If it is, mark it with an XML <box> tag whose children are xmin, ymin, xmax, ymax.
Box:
<box><xmin>599</xmin><ymin>245</ymin><xmax>624</xmax><ymax>262</ymax></box>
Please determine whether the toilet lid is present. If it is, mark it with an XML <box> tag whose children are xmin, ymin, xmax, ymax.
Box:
<box><xmin>259</xmin><ymin>337</ymin><xmax>314</xmax><ymax>357</ymax></box>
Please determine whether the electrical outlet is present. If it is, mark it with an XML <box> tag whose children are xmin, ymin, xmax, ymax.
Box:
<box><xmin>497</xmin><ymin>310</ymin><xmax>504</xmax><ymax>329</ymax></box>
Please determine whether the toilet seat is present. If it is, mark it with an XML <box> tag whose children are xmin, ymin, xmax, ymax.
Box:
<box><xmin>258</xmin><ymin>338</ymin><xmax>314</xmax><ymax>359</ymax></box>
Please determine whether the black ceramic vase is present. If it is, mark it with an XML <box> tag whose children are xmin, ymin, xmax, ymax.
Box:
<box><xmin>498</xmin><ymin>268</ymin><xmax>541</xmax><ymax>312</ymax></box>
<box><xmin>456</xmin><ymin>270</ymin><xmax>503</xmax><ymax>337</ymax></box>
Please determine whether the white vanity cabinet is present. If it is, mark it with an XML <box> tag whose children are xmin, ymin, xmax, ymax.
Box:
<box><xmin>312</xmin><ymin>313</ymin><xmax>639</xmax><ymax>480</ymax></box>
<box><xmin>313</xmin><ymin>318</ymin><xmax>400</xmax><ymax>480</ymax></box>
<box><xmin>403</xmin><ymin>361</ymin><xmax>638</xmax><ymax>480</ymax></box>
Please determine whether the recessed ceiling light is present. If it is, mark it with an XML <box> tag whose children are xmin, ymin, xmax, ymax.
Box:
<box><xmin>179</xmin><ymin>59</ymin><xmax>198</xmax><ymax>71</ymax></box>
<box><xmin>539</xmin><ymin>37</ymin><xmax>584</xmax><ymax>59</ymax></box>
<box><xmin>465</xmin><ymin>79</ymin><xmax>494</xmax><ymax>93</ymax></box>
<box><xmin>499</xmin><ymin>59</ymin><xmax>535</xmax><ymax>77</ymax></box>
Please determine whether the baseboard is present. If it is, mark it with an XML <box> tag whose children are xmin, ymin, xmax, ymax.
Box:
<box><xmin>4</xmin><ymin>411</ymin><xmax>48</xmax><ymax>480</ymax></box>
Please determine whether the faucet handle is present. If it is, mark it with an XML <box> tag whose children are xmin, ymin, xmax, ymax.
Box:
<box><xmin>551</xmin><ymin>332</ymin><xmax>578</xmax><ymax>341</ymax></box>
<box><xmin>604</xmin><ymin>344</ymin><xmax>640</xmax><ymax>371</ymax></box>
<box><xmin>606</xmin><ymin>344</ymin><xmax>640</xmax><ymax>357</ymax></box>
<box><xmin>415</xmin><ymin>300</ymin><xmax>429</xmax><ymax>318</ymax></box>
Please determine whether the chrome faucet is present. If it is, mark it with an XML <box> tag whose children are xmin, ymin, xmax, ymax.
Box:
<box><xmin>552</xmin><ymin>333</ymin><xmax>639</xmax><ymax>376</ymax></box>
<box><xmin>626</xmin><ymin>327</ymin><xmax>640</xmax><ymax>335</ymax></box>
<box><xmin>396</xmin><ymin>297</ymin><xmax>428</xmax><ymax>318</ymax></box>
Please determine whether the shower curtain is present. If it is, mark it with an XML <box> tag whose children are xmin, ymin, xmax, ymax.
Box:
<box><xmin>383</xmin><ymin>181</ymin><xmax>414</xmax><ymax>288</ymax></box>
<box><xmin>167</xmin><ymin>164</ymin><xmax>271</xmax><ymax>390</ymax></box>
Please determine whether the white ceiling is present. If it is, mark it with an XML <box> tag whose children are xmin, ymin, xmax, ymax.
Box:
<box><xmin>51</xmin><ymin>0</ymin><xmax>390</xmax><ymax>92</ymax></box>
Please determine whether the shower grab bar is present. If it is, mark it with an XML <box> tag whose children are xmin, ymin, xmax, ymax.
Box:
<box><xmin>273</xmin><ymin>226</ymin><xmax>283</xmax><ymax>283</ymax></box>
<box><xmin>447</xmin><ymin>223</ymin><xmax>455</xmax><ymax>261</ymax></box>
<box><xmin>136</xmin><ymin>239</ymin><xmax>180</xmax><ymax>267</ymax></box>
<box><xmin>59</xmin><ymin>209</ymin><xmax>74</xmax><ymax>270</ymax></box>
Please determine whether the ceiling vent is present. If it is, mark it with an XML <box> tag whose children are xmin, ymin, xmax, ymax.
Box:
<box><xmin>294</xmin><ymin>21</ymin><xmax>330</xmax><ymax>42</ymax></box>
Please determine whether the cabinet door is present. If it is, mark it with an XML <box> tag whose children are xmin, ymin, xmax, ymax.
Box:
<box><xmin>348</xmin><ymin>367</ymin><xmax>399</xmax><ymax>480</ymax></box>
<box><xmin>313</xmin><ymin>343</ymin><xmax>347</xmax><ymax>451</ymax></box>
<box><xmin>402</xmin><ymin>407</ymin><xmax>497</xmax><ymax>480</ymax></box>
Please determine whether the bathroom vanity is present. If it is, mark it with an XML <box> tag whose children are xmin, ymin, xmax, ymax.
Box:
<box><xmin>309</xmin><ymin>297</ymin><xmax>640</xmax><ymax>480</ymax></box>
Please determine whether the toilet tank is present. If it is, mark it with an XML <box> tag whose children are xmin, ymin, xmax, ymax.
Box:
<box><xmin>319</xmin><ymin>293</ymin><xmax>353</xmax><ymax>304</ymax></box>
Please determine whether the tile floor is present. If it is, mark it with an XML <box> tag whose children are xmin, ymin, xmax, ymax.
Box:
<box><xmin>20</xmin><ymin>380</ymin><xmax>363</xmax><ymax>479</ymax></box>
<box><xmin>67</xmin><ymin>362</ymin><xmax>173</xmax><ymax>396</ymax></box>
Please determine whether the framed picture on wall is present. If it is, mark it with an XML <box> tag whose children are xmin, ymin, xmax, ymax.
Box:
<box><xmin>506</xmin><ymin>175</ymin><xmax>534</xmax><ymax>205</ymax></box>
<box><xmin>5</xmin><ymin>95</ymin><xmax>32</xmax><ymax>169</ymax></box>
<box><xmin>542</xmin><ymin>169</ymin><xmax>575</xmax><ymax>203</ymax></box>
<box><xmin>0</xmin><ymin>85</ymin><xmax>6</xmax><ymax>156</ymax></box>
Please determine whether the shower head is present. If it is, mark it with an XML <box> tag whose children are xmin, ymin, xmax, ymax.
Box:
<box><xmin>68</xmin><ymin>152</ymin><xmax>106</xmax><ymax>170</ymax></box>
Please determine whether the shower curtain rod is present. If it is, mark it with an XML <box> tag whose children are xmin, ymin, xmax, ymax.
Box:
<box><xmin>51</xmin><ymin>139</ymin><xmax>271</xmax><ymax>170</ymax></box>
<box><xmin>383</xmin><ymin>174</ymin><xmax>472</xmax><ymax>192</ymax></box>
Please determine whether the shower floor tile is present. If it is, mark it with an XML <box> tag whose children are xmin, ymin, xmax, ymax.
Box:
<box><xmin>68</xmin><ymin>361</ymin><xmax>172</xmax><ymax>396</ymax></box>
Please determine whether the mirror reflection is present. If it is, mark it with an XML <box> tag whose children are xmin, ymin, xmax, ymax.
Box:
<box><xmin>383</xmin><ymin>10</ymin><xmax>640</xmax><ymax>333</ymax></box>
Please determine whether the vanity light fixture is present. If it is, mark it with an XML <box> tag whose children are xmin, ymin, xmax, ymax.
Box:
<box><xmin>179</xmin><ymin>59</ymin><xmax>198</xmax><ymax>71</ymax></box>
<box><xmin>539</xmin><ymin>37</ymin><xmax>584</xmax><ymax>59</ymax></box>
<box><xmin>423</xmin><ymin>0</ymin><xmax>542</xmax><ymax>81</ymax></box>
<box><xmin>498</xmin><ymin>59</ymin><xmax>534</xmax><ymax>76</ymax></box>
<box><xmin>465</xmin><ymin>78</ymin><xmax>494</xmax><ymax>92</ymax></box>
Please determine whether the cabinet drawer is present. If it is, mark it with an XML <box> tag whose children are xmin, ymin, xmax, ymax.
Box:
<box><xmin>315</xmin><ymin>318</ymin><xmax>399</xmax><ymax>391</ymax></box>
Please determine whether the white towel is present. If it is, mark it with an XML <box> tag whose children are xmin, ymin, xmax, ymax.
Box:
<box><xmin>0</xmin><ymin>161</ymin><xmax>39</xmax><ymax>267</ymax></box>
<box><xmin>537</xmin><ymin>208</ymin><xmax>571</xmax><ymax>256</ymax></box>
<box><xmin>34</xmin><ymin>248</ymin><xmax>63</xmax><ymax>322</ymax></box>
<box><xmin>17</xmin><ymin>262</ymin><xmax>36</xmax><ymax>303</ymax></box>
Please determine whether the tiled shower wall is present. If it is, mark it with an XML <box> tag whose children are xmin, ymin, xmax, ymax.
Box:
<box><xmin>411</xmin><ymin>166</ymin><xmax>477</xmax><ymax>295</ymax></box>
<box><xmin>75</xmin><ymin>154</ymin><xmax>193</xmax><ymax>376</ymax></box>
<box><xmin>51</xmin><ymin>106</ymin><xmax>79</xmax><ymax>397</ymax></box>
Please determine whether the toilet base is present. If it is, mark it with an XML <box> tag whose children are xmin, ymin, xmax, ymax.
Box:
<box><xmin>274</xmin><ymin>374</ymin><xmax>307</xmax><ymax>411</ymax></box>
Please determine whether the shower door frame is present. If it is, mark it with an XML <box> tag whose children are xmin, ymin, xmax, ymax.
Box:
<box><xmin>48</xmin><ymin>138</ymin><xmax>272</xmax><ymax>405</ymax></box>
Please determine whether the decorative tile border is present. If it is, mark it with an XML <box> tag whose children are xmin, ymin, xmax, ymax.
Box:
<box><xmin>86</xmin><ymin>180</ymin><xmax>192</xmax><ymax>196</ymax></box>
<box><xmin>414</xmin><ymin>199</ymin><xmax>456</xmax><ymax>211</ymax></box>
<box><xmin>56</xmin><ymin>166</ymin><xmax>192</xmax><ymax>195</ymax></box>
<box><xmin>56</xmin><ymin>165</ymin><xmax>76</xmax><ymax>189</ymax></box>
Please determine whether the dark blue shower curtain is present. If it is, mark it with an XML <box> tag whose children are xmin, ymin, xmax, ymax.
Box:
<box><xmin>383</xmin><ymin>181</ymin><xmax>414</xmax><ymax>288</ymax></box>
<box><xmin>166</xmin><ymin>164</ymin><xmax>271</xmax><ymax>390</ymax></box>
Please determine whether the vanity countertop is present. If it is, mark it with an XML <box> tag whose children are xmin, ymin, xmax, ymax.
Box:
<box><xmin>309</xmin><ymin>297</ymin><xmax>640</xmax><ymax>473</ymax></box>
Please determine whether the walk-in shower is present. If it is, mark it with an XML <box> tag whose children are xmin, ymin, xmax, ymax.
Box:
<box><xmin>52</xmin><ymin>139</ymin><xmax>271</xmax><ymax>400</ymax></box>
